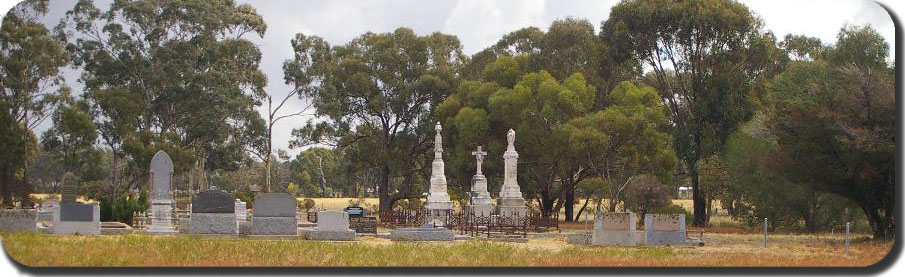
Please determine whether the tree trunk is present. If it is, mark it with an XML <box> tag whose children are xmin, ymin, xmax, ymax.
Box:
<box><xmin>378</xmin><ymin>165</ymin><xmax>391</xmax><ymax>214</ymax></box>
<box><xmin>574</xmin><ymin>197</ymin><xmax>590</xmax><ymax>221</ymax></box>
<box><xmin>691</xmin><ymin>165</ymin><xmax>708</xmax><ymax>227</ymax></box>
<box><xmin>564</xmin><ymin>182</ymin><xmax>575</xmax><ymax>222</ymax></box>
<box><xmin>1</xmin><ymin>163</ymin><xmax>11</xmax><ymax>207</ymax></box>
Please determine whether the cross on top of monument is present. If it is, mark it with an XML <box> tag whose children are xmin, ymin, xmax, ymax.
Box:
<box><xmin>472</xmin><ymin>146</ymin><xmax>487</xmax><ymax>174</ymax></box>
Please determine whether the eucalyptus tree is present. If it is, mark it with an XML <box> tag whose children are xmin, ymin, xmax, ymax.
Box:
<box><xmin>603</xmin><ymin>0</ymin><xmax>772</xmax><ymax>226</ymax></box>
<box><xmin>0</xmin><ymin>0</ymin><xmax>69</xmax><ymax>206</ymax></box>
<box><xmin>287</xmin><ymin>28</ymin><xmax>466</xmax><ymax>213</ymax></box>
<box><xmin>56</xmin><ymin>0</ymin><xmax>268</xmax><ymax>189</ymax></box>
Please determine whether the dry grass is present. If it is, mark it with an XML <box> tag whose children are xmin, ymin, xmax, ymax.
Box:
<box><xmin>1</xmin><ymin>232</ymin><xmax>891</xmax><ymax>267</ymax></box>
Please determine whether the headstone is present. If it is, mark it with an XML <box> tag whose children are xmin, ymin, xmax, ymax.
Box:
<box><xmin>235</xmin><ymin>200</ymin><xmax>248</xmax><ymax>221</ymax></box>
<box><xmin>52</xmin><ymin>202</ymin><xmax>100</xmax><ymax>235</ymax></box>
<box><xmin>190</xmin><ymin>190</ymin><xmax>238</xmax><ymax>234</ymax></box>
<box><xmin>251</xmin><ymin>193</ymin><xmax>297</xmax><ymax>235</ymax></box>
<box><xmin>424</xmin><ymin>122</ymin><xmax>452</xmax><ymax>223</ymax></box>
<box><xmin>0</xmin><ymin>209</ymin><xmax>37</xmax><ymax>232</ymax></box>
<box><xmin>147</xmin><ymin>150</ymin><xmax>178</xmax><ymax>234</ymax></box>
<box><xmin>60</xmin><ymin>172</ymin><xmax>78</xmax><ymax>204</ymax></box>
<box><xmin>301</xmin><ymin>211</ymin><xmax>355</xmax><ymax>241</ymax></box>
<box><xmin>496</xmin><ymin>129</ymin><xmax>527</xmax><ymax>217</ymax></box>
<box><xmin>591</xmin><ymin>212</ymin><xmax>641</xmax><ymax>246</ymax></box>
<box><xmin>644</xmin><ymin>214</ymin><xmax>687</xmax><ymax>246</ymax></box>
<box><xmin>466</xmin><ymin>146</ymin><xmax>494</xmax><ymax>217</ymax></box>
<box><xmin>388</xmin><ymin>226</ymin><xmax>456</xmax><ymax>241</ymax></box>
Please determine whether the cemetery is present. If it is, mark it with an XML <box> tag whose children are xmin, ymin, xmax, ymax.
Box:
<box><xmin>0</xmin><ymin>0</ymin><xmax>896</xmax><ymax>269</ymax></box>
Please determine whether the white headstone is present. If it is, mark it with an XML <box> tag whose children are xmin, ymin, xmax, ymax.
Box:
<box><xmin>316</xmin><ymin>211</ymin><xmax>350</xmax><ymax>231</ymax></box>
<box><xmin>497</xmin><ymin>129</ymin><xmax>527</xmax><ymax>217</ymax></box>
<box><xmin>147</xmin><ymin>150</ymin><xmax>177</xmax><ymax>233</ymax></box>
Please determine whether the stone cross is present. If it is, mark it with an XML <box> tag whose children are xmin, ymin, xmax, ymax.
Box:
<box><xmin>471</xmin><ymin>146</ymin><xmax>487</xmax><ymax>174</ymax></box>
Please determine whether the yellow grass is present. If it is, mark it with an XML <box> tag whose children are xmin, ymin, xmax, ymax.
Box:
<box><xmin>1</xmin><ymin>232</ymin><xmax>892</xmax><ymax>267</ymax></box>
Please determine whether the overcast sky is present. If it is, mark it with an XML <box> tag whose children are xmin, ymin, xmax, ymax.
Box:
<box><xmin>1</xmin><ymin>0</ymin><xmax>897</xmax><ymax>159</ymax></box>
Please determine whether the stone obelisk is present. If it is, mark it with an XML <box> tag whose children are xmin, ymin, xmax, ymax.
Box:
<box><xmin>425</xmin><ymin>122</ymin><xmax>452</xmax><ymax>224</ymax></box>
<box><xmin>466</xmin><ymin>146</ymin><xmax>494</xmax><ymax>216</ymax></box>
<box><xmin>147</xmin><ymin>150</ymin><xmax>178</xmax><ymax>234</ymax></box>
<box><xmin>497</xmin><ymin>129</ymin><xmax>527</xmax><ymax>217</ymax></box>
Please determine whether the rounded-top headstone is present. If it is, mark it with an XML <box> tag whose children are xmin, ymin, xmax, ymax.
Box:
<box><xmin>150</xmin><ymin>150</ymin><xmax>174</xmax><ymax>201</ymax></box>
<box><xmin>191</xmin><ymin>190</ymin><xmax>235</xmax><ymax>213</ymax></box>
<box><xmin>60</xmin><ymin>172</ymin><xmax>79</xmax><ymax>204</ymax></box>
<box><xmin>252</xmin><ymin>193</ymin><xmax>297</xmax><ymax>217</ymax></box>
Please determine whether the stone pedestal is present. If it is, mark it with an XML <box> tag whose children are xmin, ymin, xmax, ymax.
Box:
<box><xmin>190</xmin><ymin>213</ymin><xmax>239</xmax><ymax>234</ymax></box>
<box><xmin>389</xmin><ymin>227</ymin><xmax>455</xmax><ymax>241</ymax></box>
<box><xmin>147</xmin><ymin>200</ymin><xmax>177</xmax><ymax>234</ymax></box>
<box><xmin>235</xmin><ymin>200</ymin><xmax>248</xmax><ymax>222</ymax></box>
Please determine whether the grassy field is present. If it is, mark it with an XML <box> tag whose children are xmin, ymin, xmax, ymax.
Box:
<box><xmin>1</xmin><ymin>232</ymin><xmax>891</xmax><ymax>267</ymax></box>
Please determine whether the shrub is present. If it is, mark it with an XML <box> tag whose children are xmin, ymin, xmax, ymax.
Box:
<box><xmin>299</xmin><ymin>198</ymin><xmax>316</xmax><ymax>212</ymax></box>
<box><xmin>235</xmin><ymin>191</ymin><xmax>254</xmax><ymax>209</ymax></box>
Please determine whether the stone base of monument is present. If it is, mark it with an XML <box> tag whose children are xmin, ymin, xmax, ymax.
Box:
<box><xmin>591</xmin><ymin>230</ymin><xmax>643</xmax><ymax>246</ymax></box>
<box><xmin>644</xmin><ymin>214</ymin><xmax>687</xmax><ymax>246</ymax></box>
<box><xmin>388</xmin><ymin>227</ymin><xmax>455</xmax><ymax>241</ymax></box>
<box><xmin>239</xmin><ymin>220</ymin><xmax>252</xmax><ymax>235</ymax></box>
<box><xmin>301</xmin><ymin>227</ymin><xmax>356</xmax><ymax>241</ymax></box>
<box><xmin>252</xmin><ymin>217</ymin><xmax>298</xmax><ymax>236</ymax></box>
<box><xmin>53</xmin><ymin>203</ymin><xmax>100</xmax><ymax>235</ymax></box>
<box><xmin>496</xmin><ymin>205</ymin><xmax>528</xmax><ymax>218</ymax></box>
<box><xmin>465</xmin><ymin>204</ymin><xmax>494</xmax><ymax>217</ymax></box>
<box><xmin>190</xmin><ymin>213</ymin><xmax>238</xmax><ymax>234</ymax></box>
<box><xmin>566</xmin><ymin>231</ymin><xmax>592</xmax><ymax>245</ymax></box>
<box><xmin>101</xmin><ymin>222</ymin><xmax>135</xmax><ymax>235</ymax></box>
<box><xmin>0</xmin><ymin>209</ymin><xmax>37</xmax><ymax>232</ymax></box>
<box><xmin>177</xmin><ymin>217</ymin><xmax>191</xmax><ymax>233</ymax></box>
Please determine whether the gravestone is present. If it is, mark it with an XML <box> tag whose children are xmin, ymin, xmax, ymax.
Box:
<box><xmin>388</xmin><ymin>224</ymin><xmax>456</xmax><ymax>241</ymax></box>
<box><xmin>644</xmin><ymin>214</ymin><xmax>687</xmax><ymax>246</ymax></box>
<box><xmin>147</xmin><ymin>151</ymin><xmax>178</xmax><ymax>234</ymax></box>
<box><xmin>251</xmin><ymin>193</ymin><xmax>297</xmax><ymax>235</ymax></box>
<box><xmin>302</xmin><ymin>211</ymin><xmax>355</xmax><ymax>241</ymax></box>
<box><xmin>466</xmin><ymin>146</ymin><xmax>494</xmax><ymax>217</ymax></box>
<box><xmin>190</xmin><ymin>190</ymin><xmax>238</xmax><ymax>234</ymax></box>
<box><xmin>52</xmin><ymin>202</ymin><xmax>100</xmax><ymax>235</ymax></box>
<box><xmin>0</xmin><ymin>209</ymin><xmax>37</xmax><ymax>232</ymax></box>
<box><xmin>37</xmin><ymin>200</ymin><xmax>58</xmax><ymax>222</ymax></box>
<box><xmin>496</xmin><ymin>129</ymin><xmax>527</xmax><ymax>217</ymax></box>
<box><xmin>591</xmin><ymin>212</ymin><xmax>641</xmax><ymax>246</ymax></box>
<box><xmin>60</xmin><ymin>172</ymin><xmax>78</xmax><ymax>204</ymax></box>
<box><xmin>424</xmin><ymin>122</ymin><xmax>452</xmax><ymax>225</ymax></box>
<box><xmin>236</xmin><ymin>200</ymin><xmax>248</xmax><ymax>222</ymax></box>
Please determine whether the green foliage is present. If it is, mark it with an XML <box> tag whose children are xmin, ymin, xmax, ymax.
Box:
<box><xmin>603</xmin><ymin>0</ymin><xmax>769</xmax><ymax>226</ymax></box>
<box><xmin>57</xmin><ymin>0</ymin><xmax>269</xmax><ymax>189</ymax></box>
<box><xmin>235</xmin><ymin>191</ymin><xmax>254</xmax><ymax>209</ymax></box>
<box><xmin>564</xmin><ymin>81</ymin><xmax>676</xmax><ymax>212</ymax></box>
<box><xmin>623</xmin><ymin>174</ymin><xmax>673</xmax><ymax>217</ymax></box>
<box><xmin>98</xmin><ymin>190</ymin><xmax>148</xmax><ymax>225</ymax></box>
<box><xmin>766</xmin><ymin>26</ymin><xmax>894</xmax><ymax>238</ymax></box>
<box><xmin>287</xmin><ymin>28</ymin><xmax>466</xmax><ymax>212</ymax></box>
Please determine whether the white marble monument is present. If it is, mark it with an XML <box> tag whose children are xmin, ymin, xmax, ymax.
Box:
<box><xmin>147</xmin><ymin>150</ymin><xmax>178</xmax><ymax>234</ymax></box>
<box><xmin>497</xmin><ymin>129</ymin><xmax>527</xmax><ymax>217</ymax></box>
<box><xmin>466</xmin><ymin>146</ymin><xmax>494</xmax><ymax>216</ymax></box>
<box><xmin>424</xmin><ymin>122</ymin><xmax>452</xmax><ymax>223</ymax></box>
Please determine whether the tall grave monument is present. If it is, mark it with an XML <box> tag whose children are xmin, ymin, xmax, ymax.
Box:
<box><xmin>147</xmin><ymin>150</ymin><xmax>178</xmax><ymax>233</ymax></box>
<box><xmin>497</xmin><ymin>129</ymin><xmax>527</xmax><ymax>217</ymax></box>
<box><xmin>424</xmin><ymin>122</ymin><xmax>452</xmax><ymax>223</ymax></box>
<box><xmin>466</xmin><ymin>146</ymin><xmax>493</xmax><ymax>216</ymax></box>
<box><xmin>53</xmin><ymin>172</ymin><xmax>100</xmax><ymax>235</ymax></box>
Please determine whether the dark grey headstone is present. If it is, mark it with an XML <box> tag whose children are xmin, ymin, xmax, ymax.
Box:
<box><xmin>150</xmin><ymin>150</ymin><xmax>174</xmax><ymax>201</ymax></box>
<box><xmin>61</xmin><ymin>172</ymin><xmax>78</xmax><ymax>204</ymax></box>
<box><xmin>252</xmin><ymin>193</ymin><xmax>296</xmax><ymax>217</ymax></box>
<box><xmin>192</xmin><ymin>190</ymin><xmax>235</xmax><ymax>213</ymax></box>
<box><xmin>60</xmin><ymin>203</ymin><xmax>94</xmax><ymax>222</ymax></box>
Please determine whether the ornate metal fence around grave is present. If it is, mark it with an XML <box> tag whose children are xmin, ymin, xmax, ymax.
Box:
<box><xmin>378</xmin><ymin>209</ymin><xmax>559</xmax><ymax>238</ymax></box>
